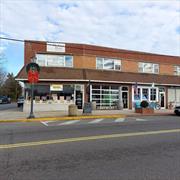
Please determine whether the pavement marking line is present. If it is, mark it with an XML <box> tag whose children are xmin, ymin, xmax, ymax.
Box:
<box><xmin>88</xmin><ymin>118</ymin><xmax>104</xmax><ymax>124</ymax></box>
<box><xmin>40</xmin><ymin>121</ymin><xmax>49</xmax><ymax>126</ymax></box>
<box><xmin>136</xmin><ymin>118</ymin><xmax>148</xmax><ymax>122</ymax></box>
<box><xmin>58</xmin><ymin>120</ymin><xmax>80</xmax><ymax>125</ymax></box>
<box><xmin>115</xmin><ymin>118</ymin><xmax>125</xmax><ymax>122</ymax></box>
<box><xmin>0</xmin><ymin>128</ymin><xmax>180</xmax><ymax>150</ymax></box>
<box><xmin>40</xmin><ymin>121</ymin><xmax>55</xmax><ymax>126</ymax></box>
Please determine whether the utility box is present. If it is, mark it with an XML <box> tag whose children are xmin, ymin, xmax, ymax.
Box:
<box><xmin>68</xmin><ymin>104</ymin><xmax>78</xmax><ymax>116</ymax></box>
<box><xmin>83</xmin><ymin>102</ymin><xmax>92</xmax><ymax>114</ymax></box>
<box><xmin>91</xmin><ymin>101</ymin><xmax>96</xmax><ymax>110</ymax></box>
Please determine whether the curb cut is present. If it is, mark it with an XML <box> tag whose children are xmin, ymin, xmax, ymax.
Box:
<box><xmin>0</xmin><ymin>114</ymin><xmax>126</xmax><ymax>123</ymax></box>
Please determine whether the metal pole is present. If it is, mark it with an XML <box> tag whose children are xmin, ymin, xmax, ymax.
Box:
<box><xmin>28</xmin><ymin>83</ymin><xmax>35</xmax><ymax>118</ymax></box>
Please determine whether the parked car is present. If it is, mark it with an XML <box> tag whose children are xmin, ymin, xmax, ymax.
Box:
<box><xmin>17</xmin><ymin>96</ymin><xmax>24</xmax><ymax>107</ymax></box>
<box><xmin>0</xmin><ymin>96</ymin><xmax>11</xmax><ymax>104</ymax></box>
<box><xmin>174</xmin><ymin>106</ymin><xmax>180</xmax><ymax>116</ymax></box>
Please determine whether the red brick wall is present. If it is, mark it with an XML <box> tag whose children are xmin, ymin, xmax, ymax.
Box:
<box><xmin>24</xmin><ymin>41</ymin><xmax>46</xmax><ymax>65</ymax></box>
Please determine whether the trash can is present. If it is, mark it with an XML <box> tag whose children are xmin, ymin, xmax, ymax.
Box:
<box><xmin>68</xmin><ymin>104</ymin><xmax>78</xmax><ymax>116</ymax></box>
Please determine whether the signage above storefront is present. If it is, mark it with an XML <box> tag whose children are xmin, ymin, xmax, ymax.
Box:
<box><xmin>50</xmin><ymin>84</ymin><xmax>63</xmax><ymax>91</ymax></box>
<box><xmin>47</xmin><ymin>43</ymin><xmax>65</xmax><ymax>52</ymax></box>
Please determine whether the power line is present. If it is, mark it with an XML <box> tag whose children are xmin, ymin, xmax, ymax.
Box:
<box><xmin>0</xmin><ymin>36</ymin><xmax>179</xmax><ymax>58</ymax></box>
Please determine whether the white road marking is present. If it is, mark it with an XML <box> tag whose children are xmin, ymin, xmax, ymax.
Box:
<box><xmin>136</xmin><ymin>118</ymin><xmax>148</xmax><ymax>121</ymax></box>
<box><xmin>58</xmin><ymin>120</ymin><xmax>80</xmax><ymax>125</ymax></box>
<box><xmin>41</xmin><ymin>121</ymin><xmax>56</xmax><ymax>126</ymax></box>
<box><xmin>88</xmin><ymin>118</ymin><xmax>104</xmax><ymax>124</ymax></box>
<box><xmin>115</xmin><ymin>118</ymin><xmax>125</xmax><ymax>122</ymax></box>
<box><xmin>41</xmin><ymin>121</ymin><xmax>49</xmax><ymax>126</ymax></box>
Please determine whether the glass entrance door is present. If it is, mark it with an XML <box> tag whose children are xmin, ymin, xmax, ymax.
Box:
<box><xmin>121</xmin><ymin>87</ymin><xmax>129</xmax><ymax>109</ymax></box>
<box><xmin>75</xmin><ymin>91</ymin><xmax>83</xmax><ymax>109</ymax></box>
<box><xmin>159</xmin><ymin>92</ymin><xmax>165</xmax><ymax>109</ymax></box>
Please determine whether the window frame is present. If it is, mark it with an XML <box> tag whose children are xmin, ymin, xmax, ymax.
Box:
<box><xmin>138</xmin><ymin>62</ymin><xmax>159</xmax><ymax>74</ymax></box>
<box><xmin>96</xmin><ymin>57</ymin><xmax>121</xmax><ymax>71</ymax></box>
<box><xmin>36</xmin><ymin>54</ymin><xmax>73</xmax><ymax>68</ymax></box>
<box><xmin>174</xmin><ymin>66</ymin><xmax>180</xmax><ymax>76</ymax></box>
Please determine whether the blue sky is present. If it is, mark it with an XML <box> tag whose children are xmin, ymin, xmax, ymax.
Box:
<box><xmin>0</xmin><ymin>0</ymin><xmax>180</xmax><ymax>75</ymax></box>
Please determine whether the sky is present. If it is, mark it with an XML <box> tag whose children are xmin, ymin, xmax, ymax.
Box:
<box><xmin>0</xmin><ymin>0</ymin><xmax>180</xmax><ymax>75</ymax></box>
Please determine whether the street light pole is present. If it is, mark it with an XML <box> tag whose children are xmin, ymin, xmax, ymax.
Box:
<box><xmin>28</xmin><ymin>83</ymin><xmax>35</xmax><ymax>119</ymax></box>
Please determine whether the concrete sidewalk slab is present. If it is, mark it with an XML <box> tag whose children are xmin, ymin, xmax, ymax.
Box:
<box><xmin>0</xmin><ymin>109</ymin><xmax>174</xmax><ymax>123</ymax></box>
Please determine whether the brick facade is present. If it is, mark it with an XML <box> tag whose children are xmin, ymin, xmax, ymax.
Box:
<box><xmin>24</xmin><ymin>41</ymin><xmax>180</xmax><ymax>76</ymax></box>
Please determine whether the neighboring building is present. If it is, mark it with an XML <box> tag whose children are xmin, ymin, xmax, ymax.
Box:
<box><xmin>16</xmin><ymin>40</ymin><xmax>180</xmax><ymax>112</ymax></box>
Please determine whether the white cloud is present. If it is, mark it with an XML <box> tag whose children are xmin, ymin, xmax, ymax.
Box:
<box><xmin>0</xmin><ymin>0</ymin><xmax>180</xmax><ymax>56</ymax></box>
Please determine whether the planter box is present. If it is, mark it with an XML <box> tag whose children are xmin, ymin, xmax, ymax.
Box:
<box><xmin>135</xmin><ymin>108</ymin><xmax>154</xmax><ymax>114</ymax></box>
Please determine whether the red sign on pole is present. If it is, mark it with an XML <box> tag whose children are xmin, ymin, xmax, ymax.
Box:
<box><xmin>28</xmin><ymin>70</ymin><xmax>39</xmax><ymax>83</ymax></box>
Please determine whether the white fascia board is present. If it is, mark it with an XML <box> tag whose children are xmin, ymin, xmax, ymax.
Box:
<box><xmin>15</xmin><ymin>78</ymin><xmax>180</xmax><ymax>87</ymax></box>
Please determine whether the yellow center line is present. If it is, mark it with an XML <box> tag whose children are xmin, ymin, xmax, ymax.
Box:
<box><xmin>0</xmin><ymin>129</ymin><xmax>180</xmax><ymax>149</ymax></box>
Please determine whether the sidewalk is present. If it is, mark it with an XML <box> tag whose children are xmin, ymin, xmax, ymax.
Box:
<box><xmin>0</xmin><ymin>108</ymin><xmax>174</xmax><ymax>122</ymax></box>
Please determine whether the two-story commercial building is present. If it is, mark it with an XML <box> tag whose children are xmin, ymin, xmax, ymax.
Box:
<box><xmin>16</xmin><ymin>40</ymin><xmax>180</xmax><ymax>112</ymax></box>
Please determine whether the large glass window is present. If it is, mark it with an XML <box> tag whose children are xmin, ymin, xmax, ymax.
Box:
<box><xmin>174</xmin><ymin>66</ymin><xmax>180</xmax><ymax>76</ymax></box>
<box><xmin>138</xmin><ymin>62</ymin><xmax>159</xmax><ymax>74</ymax></box>
<box><xmin>133</xmin><ymin>86</ymin><xmax>158</xmax><ymax>102</ymax></box>
<box><xmin>91</xmin><ymin>85</ymin><xmax>119</xmax><ymax>109</ymax></box>
<box><xmin>36</xmin><ymin>54</ymin><xmax>47</xmax><ymax>66</ymax></box>
<box><xmin>96</xmin><ymin>57</ymin><xmax>121</xmax><ymax>70</ymax></box>
<box><xmin>36</xmin><ymin>54</ymin><xmax>73</xmax><ymax>67</ymax></box>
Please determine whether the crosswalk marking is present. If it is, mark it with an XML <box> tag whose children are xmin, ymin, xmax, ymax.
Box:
<box><xmin>58</xmin><ymin>120</ymin><xmax>80</xmax><ymax>125</ymax></box>
<box><xmin>41</xmin><ymin>117</ymin><xmax>151</xmax><ymax>127</ymax></box>
<box><xmin>115</xmin><ymin>118</ymin><xmax>125</xmax><ymax>122</ymax></box>
<box><xmin>88</xmin><ymin>118</ymin><xmax>104</xmax><ymax>124</ymax></box>
<box><xmin>136</xmin><ymin>118</ymin><xmax>147</xmax><ymax>121</ymax></box>
<box><xmin>41</xmin><ymin>121</ymin><xmax>55</xmax><ymax>126</ymax></box>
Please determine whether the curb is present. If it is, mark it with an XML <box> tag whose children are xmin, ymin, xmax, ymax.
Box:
<box><xmin>0</xmin><ymin>114</ymin><xmax>126</xmax><ymax>123</ymax></box>
<box><xmin>127</xmin><ymin>113</ymin><xmax>174</xmax><ymax>117</ymax></box>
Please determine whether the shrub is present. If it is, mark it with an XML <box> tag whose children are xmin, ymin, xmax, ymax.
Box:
<box><xmin>140</xmin><ymin>101</ymin><xmax>149</xmax><ymax>108</ymax></box>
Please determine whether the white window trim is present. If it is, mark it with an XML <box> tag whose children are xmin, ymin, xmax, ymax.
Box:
<box><xmin>36</xmin><ymin>54</ymin><xmax>73</xmax><ymax>68</ymax></box>
<box><xmin>96</xmin><ymin>57</ymin><xmax>121</xmax><ymax>71</ymax></box>
<box><xmin>138</xmin><ymin>62</ymin><xmax>159</xmax><ymax>74</ymax></box>
<box><xmin>132</xmin><ymin>86</ymin><xmax>159</xmax><ymax>102</ymax></box>
<box><xmin>174</xmin><ymin>66</ymin><xmax>180</xmax><ymax>76</ymax></box>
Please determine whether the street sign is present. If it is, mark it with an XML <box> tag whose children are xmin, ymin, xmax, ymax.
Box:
<box><xmin>28</xmin><ymin>70</ymin><xmax>39</xmax><ymax>83</ymax></box>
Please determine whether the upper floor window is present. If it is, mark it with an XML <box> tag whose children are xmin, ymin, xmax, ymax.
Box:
<box><xmin>138</xmin><ymin>62</ymin><xmax>159</xmax><ymax>74</ymax></box>
<box><xmin>174</xmin><ymin>66</ymin><xmax>180</xmax><ymax>76</ymax></box>
<box><xmin>36</xmin><ymin>54</ymin><xmax>73</xmax><ymax>67</ymax></box>
<box><xmin>96</xmin><ymin>57</ymin><xmax>121</xmax><ymax>70</ymax></box>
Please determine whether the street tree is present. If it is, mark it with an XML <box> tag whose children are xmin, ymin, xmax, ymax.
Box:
<box><xmin>1</xmin><ymin>73</ymin><xmax>22</xmax><ymax>100</ymax></box>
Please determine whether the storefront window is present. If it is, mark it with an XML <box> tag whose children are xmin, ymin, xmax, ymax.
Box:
<box><xmin>91</xmin><ymin>85</ymin><xmax>119</xmax><ymax>109</ymax></box>
<box><xmin>134</xmin><ymin>88</ymin><xmax>141</xmax><ymax>100</ymax></box>
<box><xmin>150</xmin><ymin>88</ymin><xmax>157</xmax><ymax>101</ymax></box>
<box><xmin>142</xmin><ymin>88</ymin><xmax>149</xmax><ymax>100</ymax></box>
<box><xmin>133</xmin><ymin>86</ymin><xmax>159</xmax><ymax>103</ymax></box>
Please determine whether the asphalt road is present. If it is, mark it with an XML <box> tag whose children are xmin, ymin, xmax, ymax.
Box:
<box><xmin>0</xmin><ymin>103</ymin><xmax>18</xmax><ymax>111</ymax></box>
<box><xmin>0</xmin><ymin>116</ymin><xmax>180</xmax><ymax>180</ymax></box>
